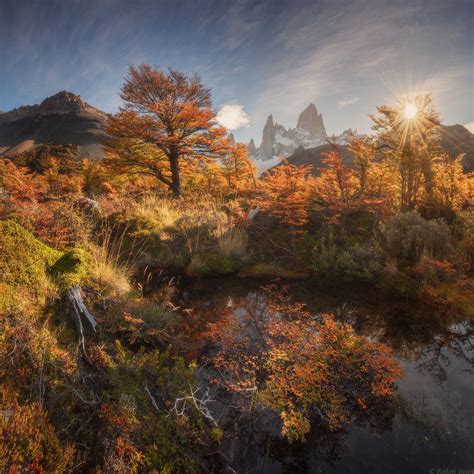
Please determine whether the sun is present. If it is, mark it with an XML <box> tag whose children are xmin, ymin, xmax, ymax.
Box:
<box><xmin>404</xmin><ymin>102</ymin><xmax>418</xmax><ymax>120</ymax></box>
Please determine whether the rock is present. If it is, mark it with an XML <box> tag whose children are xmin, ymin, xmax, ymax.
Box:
<box><xmin>249</xmin><ymin>104</ymin><xmax>329</xmax><ymax>169</ymax></box>
<box><xmin>248</xmin><ymin>138</ymin><xmax>257</xmax><ymax>156</ymax></box>
<box><xmin>296</xmin><ymin>103</ymin><xmax>327</xmax><ymax>139</ymax></box>
<box><xmin>260</xmin><ymin>114</ymin><xmax>275</xmax><ymax>160</ymax></box>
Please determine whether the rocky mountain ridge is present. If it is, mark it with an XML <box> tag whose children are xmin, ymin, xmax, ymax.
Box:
<box><xmin>0</xmin><ymin>91</ymin><xmax>108</xmax><ymax>158</ymax></box>
<box><xmin>249</xmin><ymin>104</ymin><xmax>328</xmax><ymax>165</ymax></box>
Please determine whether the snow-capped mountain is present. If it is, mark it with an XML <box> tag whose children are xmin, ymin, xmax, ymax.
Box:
<box><xmin>248</xmin><ymin>103</ymin><xmax>328</xmax><ymax>171</ymax></box>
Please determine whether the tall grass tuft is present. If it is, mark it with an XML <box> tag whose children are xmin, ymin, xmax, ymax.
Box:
<box><xmin>90</xmin><ymin>223</ymin><xmax>143</xmax><ymax>297</ymax></box>
<box><xmin>216</xmin><ymin>221</ymin><xmax>248</xmax><ymax>258</ymax></box>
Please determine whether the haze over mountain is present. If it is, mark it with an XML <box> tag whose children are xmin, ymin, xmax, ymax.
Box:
<box><xmin>0</xmin><ymin>91</ymin><xmax>108</xmax><ymax>159</ymax></box>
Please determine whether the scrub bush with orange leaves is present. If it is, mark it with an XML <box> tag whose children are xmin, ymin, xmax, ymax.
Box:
<box><xmin>204</xmin><ymin>286</ymin><xmax>401</xmax><ymax>442</ymax></box>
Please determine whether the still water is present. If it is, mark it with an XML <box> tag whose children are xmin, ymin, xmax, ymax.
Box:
<box><xmin>175</xmin><ymin>278</ymin><xmax>474</xmax><ymax>473</ymax></box>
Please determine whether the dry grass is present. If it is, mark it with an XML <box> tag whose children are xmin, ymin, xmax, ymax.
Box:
<box><xmin>134</xmin><ymin>194</ymin><xmax>181</xmax><ymax>232</ymax></box>
<box><xmin>90</xmin><ymin>224</ymin><xmax>137</xmax><ymax>297</ymax></box>
<box><xmin>216</xmin><ymin>222</ymin><xmax>248</xmax><ymax>258</ymax></box>
<box><xmin>134</xmin><ymin>193</ymin><xmax>245</xmax><ymax>255</ymax></box>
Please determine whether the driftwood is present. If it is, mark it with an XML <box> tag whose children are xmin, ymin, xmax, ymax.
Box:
<box><xmin>65</xmin><ymin>285</ymin><xmax>97</xmax><ymax>354</ymax></box>
<box><xmin>247</xmin><ymin>206</ymin><xmax>260</xmax><ymax>221</ymax></box>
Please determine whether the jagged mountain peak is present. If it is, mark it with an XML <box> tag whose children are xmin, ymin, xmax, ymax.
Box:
<box><xmin>297</xmin><ymin>103</ymin><xmax>326</xmax><ymax>139</ymax></box>
<box><xmin>248</xmin><ymin>138</ymin><xmax>257</xmax><ymax>156</ymax></box>
<box><xmin>264</xmin><ymin>114</ymin><xmax>274</xmax><ymax>127</ymax></box>
<box><xmin>252</xmin><ymin>103</ymin><xmax>328</xmax><ymax>164</ymax></box>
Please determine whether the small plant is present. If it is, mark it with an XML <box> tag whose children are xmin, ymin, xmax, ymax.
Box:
<box><xmin>217</xmin><ymin>222</ymin><xmax>248</xmax><ymax>259</ymax></box>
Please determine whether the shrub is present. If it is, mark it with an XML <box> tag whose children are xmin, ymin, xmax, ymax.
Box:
<box><xmin>0</xmin><ymin>401</ymin><xmax>74</xmax><ymax>472</ymax></box>
<box><xmin>381</xmin><ymin>211</ymin><xmax>452</xmax><ymax>268</ymax></box>
<box><xmin>414</xmin><ymin>255</ymin><xmax>458</xmax><ymax>285</ymax></box>
<box><xmin>311</xmin><ymin>239</ymin><xmax>381</xmax><ymax>281</ymax></box>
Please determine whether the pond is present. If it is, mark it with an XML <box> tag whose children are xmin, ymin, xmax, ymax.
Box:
<box><xmin>173</xmin><ymin>277</ymin><xmax>474</xmax><ymax>473</ymax></box>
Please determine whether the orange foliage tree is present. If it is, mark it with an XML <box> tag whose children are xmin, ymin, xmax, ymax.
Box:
<box><xmin>204</xmin><ymin>286</ymin><xmax>401</xmax><ymax>442</ymax></box>
<box><xmin>0</xmin><ymin>159</ymin><xmax>86</xmax><ymax>247</ymax></box>
<box><xmin>220</xmin><ymin>143</ymin><xmax>257</xmax><ymax>193</ymax></box>
<box><xmin>432</xmin><ymin>152</ymin><xmax>473</xmax><ymax>218</ymax></box>
<box><xmin>314</xmin><ymin>152</ymin><xmax>362</xmax><ymax>225</ymax></box>
<box><xmin>254</xmin><ymin>160</ymin><xmax>313</xmax><ymax>231</ymax></box>
<box><xmin>370</xmin><ymin>95</ymin><xmax>441</xmax><ymax>212</ymax></box>
<box><xmin>106</xmin><ymin>65</ymin><xmax>230</xmax><ymax>197</ymax></box>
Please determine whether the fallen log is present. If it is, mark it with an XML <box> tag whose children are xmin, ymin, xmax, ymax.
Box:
<box><xmin>65</xmin><ymin>285</ymin><xmax>97</xmax><ymax>354</ymax></box>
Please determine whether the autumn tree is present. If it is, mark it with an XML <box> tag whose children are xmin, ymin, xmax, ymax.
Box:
<box><xmin>370</xmin><ymin>94</ymin><xmax>441</xmax><ymax>212</ymax></box>
<box><xmin>254</xmin><ymin>160</ymin><xmax>313</xmax><ymax>231</ymax></box>
<box><xmin>349</xmin><ymin>135</ymin><xmax>376</xmax><ymax>194</ymax></box>
<box><xmin>432</xmin><ymin>152</ymin><xmax>473</xmax><ymax>219</ymax></box>
<box><xmin>220</xmin><ymin>143</ymin><xmax>257</xmax><ymax>192</ymax></box>
<box><xmin>106</xmin><ymin>65</ymin><xmax>230</xmax><ymax>197</ymax></box>
<box><xmin>314</xmin><ymin>152</ymin><xmax>362</xmax><ymax>227</ymax></box>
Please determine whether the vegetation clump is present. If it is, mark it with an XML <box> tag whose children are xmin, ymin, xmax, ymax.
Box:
<box><xmin>0</xmin><ymin>220</ymin><xmax>61</xmax><ymax>305</ymax></box>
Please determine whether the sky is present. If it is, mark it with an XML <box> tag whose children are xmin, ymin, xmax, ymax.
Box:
<box><xmin>0</xmin><ymin>0</ymin><xmax>473</xmax><ymax>143</ymax></box>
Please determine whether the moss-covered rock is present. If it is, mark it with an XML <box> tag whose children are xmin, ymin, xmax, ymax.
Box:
<box><xmin>49</xmin><ymin>247</ymin><xmax>92</xmax><ymax>289</ymax></box>
<box><xmin>0</xmin><ymin>220</ymin><xmax>61</xmax><ymax>301</ymax></box>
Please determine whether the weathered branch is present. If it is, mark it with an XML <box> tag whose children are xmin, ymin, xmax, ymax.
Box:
<box><xmin>65</xmin><ymin>285</ymin><xmax>97</xmax><ymax>357</ymax></box>
<box><xmin>169</xmin><ymin>384</ymin><xmax>218</xmax><ymax>427</ymax></box>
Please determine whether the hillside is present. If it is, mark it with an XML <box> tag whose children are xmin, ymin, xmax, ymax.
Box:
<box><xmin>438</xmin><ymin>124</ymin><xmax>474</xmax><ymax>172</ymax></box>
<box><xmin>0</xmin><ymin>91</ymin><xmax>108</xmax><ymax>159</ymax></box>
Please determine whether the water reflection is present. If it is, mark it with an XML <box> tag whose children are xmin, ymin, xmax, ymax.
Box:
<box><xmin>176</xmin><ymin>279</ymin><xmax>474</xmax><ymax>472</ymax></box>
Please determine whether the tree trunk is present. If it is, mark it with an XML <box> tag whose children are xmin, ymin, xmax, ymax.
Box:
<box><xmin>169</xmin><ymin>147</ymin><xmax>181</xmax><ymax>198</ymax></box>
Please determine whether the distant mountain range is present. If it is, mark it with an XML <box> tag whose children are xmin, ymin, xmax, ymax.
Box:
<box><xmin>248</xmin><ymin>104</ymin><xmax>330</xmax><ymax>170</ymax></box>
<box><xmin>1</xmin><ymin>92</ymin><xmax>472</xmax><ymax>174</ymax></box>
<box><xmin>249</xmin><ymin>103</ymin><xmax>474</xmax><ymax>174</ymax></box>
<box><xmin>279</xmin><ymin>131</ymin><xmax>474</xmax><ymax>175</ymax></box>
<box><xmin>0</xmin><ymin>91</ymin><xmax>108</xmax><ymax>159</ymax></box>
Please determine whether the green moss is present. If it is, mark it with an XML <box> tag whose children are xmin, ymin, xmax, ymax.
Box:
<box><xmin>0</xmin><ymin>220</ymin><xmax>61</xmax><ymax>297</ymax></box>
<box><xmin>210</xmin><ymin>427</ymin><xmax>224</xmax><ymax>443</ymax></box>
<box><xmin>238</xmin><ymin>262</ymin><xmax>308</xmax><ymax>279</ymax></box>
<box><xmin>0</xmin><ymin>284</ymin><xmax>19</xmax><ymax>315</ymax></box>
<box><xmin>49</xmin><ymin>247</ymin><xmax>92</xmax><ymax>289</ymax></box>
<box><xmin>186</xmin><ymin>253</ymin><xmax>242</xmax><ymax>277</ymax></box>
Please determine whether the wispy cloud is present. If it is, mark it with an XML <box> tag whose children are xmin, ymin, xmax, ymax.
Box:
<box><xmin>338</xmin><ymin>97</ymin><xmax>360</xmax><ymax>108</ymax></box>
<box><xmin>247</xmin><ymin>0</ymin><xmax>472</xmax><ymax>138</ymax></box>
<box><xmin>216</xmin><ymin>103</ymin><xmax>250</xmax><ymax>130</ymax></box>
